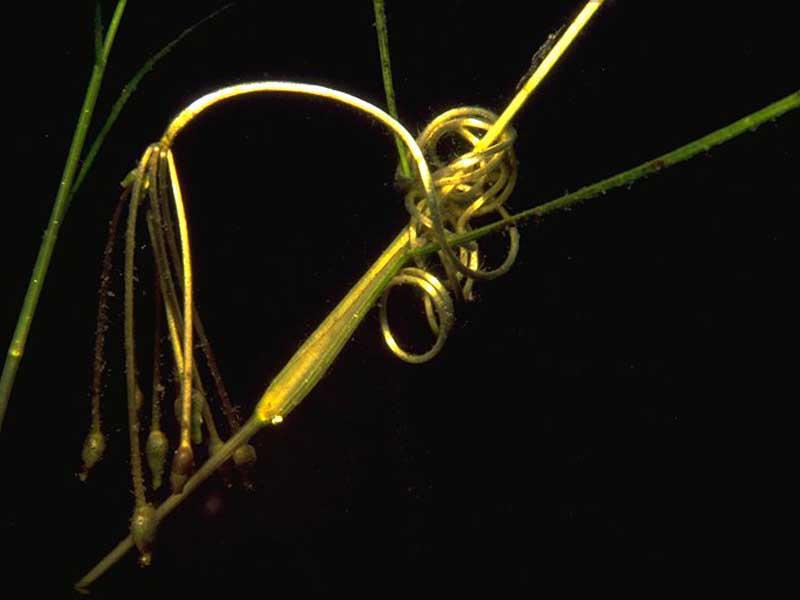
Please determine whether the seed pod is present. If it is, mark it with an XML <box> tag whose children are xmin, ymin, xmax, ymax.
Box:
<box><xmin>80</xmin><ymin>430</ymin><xmax>106</xmax><ymax>481</ymax></box>
<box><xmin>145</xmin><ymin>429</ymin><xmax>169</xmax><ymax>490</ymax></box>
<box><xmin>170</xmin><ymin>445</ymin><xmax>194</xmax><ymax>494</ymax></box>
<box><xmin>130</xmin><ymin>502</ymin><xmax>158</xmax><ymax>566</ymax></box>
<box><xmin>191</xmin><ymin>389</ymin><xmax>205</xmax><ymax>445</ymax></box>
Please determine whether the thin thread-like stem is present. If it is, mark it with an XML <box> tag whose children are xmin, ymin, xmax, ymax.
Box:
<box><xmin>93</xmin><ymin>3</ymin><xmax>104</xmax><ymax>64</ymax></box>
<box><xmin>165</xmin><ymin>150</ymin><xmax>194</xmax><ymax>454</ymax></box>
<box><xmin>147</xmin><ymin>208</ymin><xmax>223</xmax><ymax>454</ymax></box>
<box><xmin>0</xmin><ymin>0</ymin><xmax>128</xmax><ymax>431</ymax></box>
<box><xmin>372</xmin><ymin>0</ymin><xmax>410</xmax><ymax>178</ymax></box>
<box><xmin>147</xmin><ymin>203</ymin><xmax>217</xmax><ymax>418</ymax></box>
<box><xmin>146</xmin><ymin>202</ymin><xmax>184</xmax><ymax>377</ymax></box>
<box><xmin>145</xmin><ymin>214</ymin><xmax>184</xmax><ymax>376</ymax></box>
<box><xmin>479</xmin><ymin>1</ymin><xmax>604</xmax><ymax>151</ymax></box>
<box><xmin>194</xmin><ymin>317</ymin><xmax>240</xmax><ymax>432</ymax></box>
<box><xmin>89</xmin><ymin>188</ymin><xmax>130</xmax><ymax>435</ymax></box>
<box><xmin>155</xmin><ymin>177</ymin><xmax>240</xmax><ymax>434</ymax></box>
<box><xmin>150</xmin><ymin>269</ymin><xmax>164</xmax><ymax>432</ymax></box>
<box><xmin>124</xmin><ymin>148</ymin><xmax>155</xmax><ymax>507</ymax></box>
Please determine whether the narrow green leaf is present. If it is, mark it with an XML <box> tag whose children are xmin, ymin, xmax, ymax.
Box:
<box><xmin>94</xmin><ymin>2</ymin><xmax>104</xmax><ymax>65</ymax></box>
<box><xmin>0</xmin><ymin>0</ymin><xmax>129</xmax><ymax>431</ymax></box>
<box><xmin>72</xmin><ymin>3</ymin><xmax>235</xmax><ymax>198</ymax></box>
<box><xmin>409</xmin><ymin>89</ymin><xmax>800</xmax><ymax>258</ymax></box>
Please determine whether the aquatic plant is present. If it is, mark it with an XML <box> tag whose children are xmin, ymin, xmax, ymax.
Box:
<box><xmin>3</xmin><ymin>0</ymin><xmax>796</xmax><ymax>596</ymax></box>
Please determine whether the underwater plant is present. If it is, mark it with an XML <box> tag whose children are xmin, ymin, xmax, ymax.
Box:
<box><xmin>1</xmin><ymin>1</ymin><xmax>796</xmax><ymax>596</ymax></box>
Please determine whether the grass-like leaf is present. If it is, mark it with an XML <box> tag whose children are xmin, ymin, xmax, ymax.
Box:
<box><xmin>0</xmin><ymin>2</ymin><xmax>233</xmax><ymax>431</ymax></box>
<box><xmin>72</xmin><ymin>3</ymin><xmax>235</xmax><ymax>198</ymax></box>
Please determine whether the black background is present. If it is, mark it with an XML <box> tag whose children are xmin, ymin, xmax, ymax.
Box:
<box><xmin>1</xmin><ymin>1</ymin><xmax>796</xmax><ymax>596</ymax></box>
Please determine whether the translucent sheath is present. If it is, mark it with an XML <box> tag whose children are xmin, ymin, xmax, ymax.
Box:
<box><xmin>254</xmin><ymin>229</ymin><xmax>409</xmax><ymax>423</ymax></box>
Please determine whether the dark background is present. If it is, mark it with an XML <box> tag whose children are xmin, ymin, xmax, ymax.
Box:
<box><xmin>1</xmin><ymin>1</ymin><xmax>795</xmax><ymax>596</ymax></box>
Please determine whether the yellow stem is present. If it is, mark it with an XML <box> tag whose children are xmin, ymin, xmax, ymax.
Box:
<box><xmin>479</xmin><ymin>0</ymin><xmax>604</xmax><ymax>151</ymax></box>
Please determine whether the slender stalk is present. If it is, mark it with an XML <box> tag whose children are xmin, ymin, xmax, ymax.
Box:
<box><xmin>150</xmin><ymin>274</ymin><xmax>164</xmax><ymax>434</ymax></box>
<box><xmin>146</xmin><ymin>266</ymin><xmax>169</xmax><ymax>490</ymax></box>
<box><xmin>477</xmin><ymin>0</ymin><xmax>604</xmax><ymax>151</ymax></box>
<box><xmin>372</xmin><ymin>0</ymin><xmax>411</xmax><ymax>178</ymax></box>
<box><xmin>165</xmin><ymin>149</ymin><xmax>196</xmax><ymax>482</ymax></box>
<box><xmin>146</xmin><ymin>203</ymin><xmax>185</xmax><ymax>377</ymax></box>
<box><xmin>146</xmin><ymin>207</ymin><xmax>223</xmax><ymax>448</ymax></box>
<box><xmin>124</xmin><ymin>149</ymin><xmax>155</xmax><ymax>507</ymax></box>
<box><xmin>0</xmin><ymin>0</ymin><xmax>128</xmax><ymax>431</ymax></box>
<box><xmin>155</xmin><ymin>167</ymin><xmax>242</xmax><ymax>433</ymax></box>
<box><xmin>80</xmin><ymin>186</ymin><xmax>131</xmax><ymax>480</ymax></box>
<box><xmin>193</xmin><ymin>313</ymin><xmax>241</xmax><ymax>432</ymax></box>
<box><xmin>90</xmin><ymin>188</ymin><xmax>130</xmax><ymax>424</ymax></box>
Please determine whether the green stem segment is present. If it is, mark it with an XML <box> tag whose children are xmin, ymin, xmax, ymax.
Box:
<box><xmin>373</xmin><ymin>0</ymin><xmax>411</xmax><ymax>178</ymax></box>
<box><xmin>410</xmin><ymin>89</ymin><xmax>800</xmax><ymax>258</ymax></box>
<box><xmin>0</xmin><ymin>0</ymin><xmax>128</xmax><ymax>431</ymax></box>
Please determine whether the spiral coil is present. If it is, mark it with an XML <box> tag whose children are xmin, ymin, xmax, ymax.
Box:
<box><xmin>381</xmin><ymin>107</ymin><xmax>521</xmax><ymax>363</ymax></box>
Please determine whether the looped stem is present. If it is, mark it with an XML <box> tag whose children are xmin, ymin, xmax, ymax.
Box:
<box><xmin>379</xmin><ymin>267</ymin><xmax>455</xmax><ymax>363</ymax></box>
<box><xmin>382</xmin><ymin>106</ymin><xmax>521</xmax><ymax>361</ymax></box>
